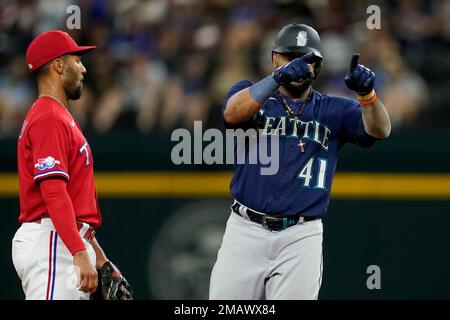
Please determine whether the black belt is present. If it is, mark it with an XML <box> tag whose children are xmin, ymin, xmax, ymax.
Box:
<box><xmin>231</xmin><ymin>201</ymin><xmax>320</xmax><ymax>232</ymax></box>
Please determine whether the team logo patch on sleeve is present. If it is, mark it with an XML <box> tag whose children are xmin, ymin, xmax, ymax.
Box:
<box><xmin>34</xmin><ymin>156</ymin><xmax>61</xmax><ymax>170</ymax></box>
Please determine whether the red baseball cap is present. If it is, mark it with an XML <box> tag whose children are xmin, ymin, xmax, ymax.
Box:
<box><xmin>26</xmin><ymin>30</ymin><xmax>96</xmax><ymax>72</ymax></box>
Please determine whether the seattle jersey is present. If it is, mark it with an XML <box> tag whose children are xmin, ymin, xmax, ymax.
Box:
<box><xmin>17</xmin><ymin>96</ymin><xmax>101</xmax><ymax>228</ymax></box>
<box><xmin>224</xmin><ymin>80</ymin><xmax>378</xmax><ymax>218</ymax></box>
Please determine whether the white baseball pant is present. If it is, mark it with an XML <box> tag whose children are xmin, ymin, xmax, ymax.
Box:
<box><xmin>11</xmin><ymin>218</ymin><xmax>96</xmax><ymax>300</ymax></box>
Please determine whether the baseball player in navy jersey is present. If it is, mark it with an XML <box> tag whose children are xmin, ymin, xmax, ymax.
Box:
<box><xmin>209</xmin><ymin>23</ymin><xmax>391</xmax><ymax>300</ymax></box>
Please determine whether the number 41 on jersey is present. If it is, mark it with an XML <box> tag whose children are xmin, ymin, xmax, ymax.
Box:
<box><xmin>297</xmin><ymin>157</ymin><xmax>328</xmax><ymax>190</ymax></box>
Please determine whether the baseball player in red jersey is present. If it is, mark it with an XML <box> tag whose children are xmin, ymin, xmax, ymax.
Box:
<box><xmin>12</xmin><ymin>30</ymin><xmax>109</xmax><ymax>300</ymax></box>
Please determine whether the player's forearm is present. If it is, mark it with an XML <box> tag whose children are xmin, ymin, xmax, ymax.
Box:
<box><xmin>360</xmin><ymin>97</ymin><xmax>391</xmax><ymax>139</ymax></box>
<box><xmin>344</xmin><ymin>53</ymin><xmax>390</xmax><ymax>139</ymax></box>
<box><xmin>224</xmin><ymin>76</ymin><xmax>279</xmax><ymax>125</ymax></box>
<box><xmin>91</xmin><ymin>237</ymin><xmax>109</xmax><ymax>268</ymax></box>
<box><xmin>224</xmin><ymin>88</ymin><xmax>262</xmax><ymax>124</ymax></box>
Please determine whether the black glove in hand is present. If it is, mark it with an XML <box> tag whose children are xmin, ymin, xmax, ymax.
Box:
<box><xmin>91</xmin><ymin>261</ymin><xmax>133</xmax><ymax>300</ymax></box>
<box><xmin>344</xmin><ymin>53</ymin><xmax>376</xmax><ymax>95</ymax></box>
<box><xmin>272</xmin><ymin>52</ymin><xmax>314</xmax><ymax>85</ymax></box>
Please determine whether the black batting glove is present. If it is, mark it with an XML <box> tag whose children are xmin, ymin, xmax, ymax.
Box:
<box><xmin>272</xmin><ymin>52</ymin><xmax>314</xmax><ymax>85</ymax></box>
<box><xmin>344</xmin><ymin>53</ymin><xmax>376</xmax><ymax>95</ymax></box>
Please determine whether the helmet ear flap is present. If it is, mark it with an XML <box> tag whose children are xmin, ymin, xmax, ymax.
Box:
<box><xmin>313</xmin><ymin>60</ymin><xmax>322</xmax><ymax>79</ymax></box>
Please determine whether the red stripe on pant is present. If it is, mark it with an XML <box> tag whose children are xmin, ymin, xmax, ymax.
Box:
<box><xmin>45</xmin><ymin>231</ymin><xmax>54</xmax><ymax>300</ymax></box>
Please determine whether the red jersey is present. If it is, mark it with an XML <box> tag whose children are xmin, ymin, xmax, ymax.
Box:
<box><xmin>17</xmin><ymin>96</ymin><xmax>101</xmax><ymax>228</ymax></box>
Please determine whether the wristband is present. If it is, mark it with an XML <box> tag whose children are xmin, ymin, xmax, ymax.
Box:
<box><xmin>249</xmin><ymin>75</ymin><xmax>279</xmax><ymax>105</ymax></box>
<box><xmin>358</xmin><ymin>89</ymin><xmax>377</xmax><ymax>105</ymax></box>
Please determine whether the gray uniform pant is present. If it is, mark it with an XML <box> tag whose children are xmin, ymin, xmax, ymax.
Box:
<box><xmin>209</xmin><ymin>211</ymin><xmax>323</xmax><ymax>300</ymax></box>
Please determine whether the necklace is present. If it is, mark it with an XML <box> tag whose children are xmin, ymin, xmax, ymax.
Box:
<box><xmin>38</xmin><ymin>94</ymin><xmax>67</xmax><ymax>109</ymax></box>
<box><xmin>277</xmin><ymin>89</ymin><xmax>312</xmax><ymax>119</ymax></box>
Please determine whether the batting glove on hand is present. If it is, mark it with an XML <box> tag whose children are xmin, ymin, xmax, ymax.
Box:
<box><xmin>344</xmin><ymin>53</ymin><xmax>376</xmax><ymax>95</ymax></box>
<box><xmin>272</xmin><ymin>52</ymin><xmax>314</xmax><ymax>85</ymax></box>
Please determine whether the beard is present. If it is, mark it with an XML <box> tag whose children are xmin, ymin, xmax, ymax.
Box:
<box><xmin>281</xmin><ymin>78</ymin><xmax>313</xmax><ymax>98</ymax></box>
<box><xmin>63</xmin><ymin>65</ymin><xmax>83</xmax><ymax>100</ymax></box>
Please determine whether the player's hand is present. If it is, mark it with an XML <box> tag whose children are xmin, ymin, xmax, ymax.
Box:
<box><xmin>73</xmin><ymin>250</ymin><xmax>98</xmax><ymax>294</ymax></box>
<box><xmin>344</xmin><ymin>53</ymin><xmax>376</xmax><ymax>95</ymax></box>
<box><xmin>272</xmin><ymin>52</ymin><xmax>315</xmax><ymax>84</ymax></box>
<box><xmin>94</xmin><ymin>261</ymin><xmax>133</xmax><ymax>300</ymax></box>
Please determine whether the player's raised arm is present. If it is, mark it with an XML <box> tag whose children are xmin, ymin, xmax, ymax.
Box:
<box><xmin>344</xmin><ymin>53</ymin><xmax>391</xmax><ymax>139</ymax></box>
<box><xmin>224</xmin><ymin>53</ymin><xmax>314</xmax><ymax>125</ymax></box>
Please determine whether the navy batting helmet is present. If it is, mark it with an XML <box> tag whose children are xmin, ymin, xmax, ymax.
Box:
<box><xmin>272</xmin><ymin>23</ymin><xmax>323</xmax><ymax>79</ymax></box>
<box><xmin>272</xmin><ymin>23</ymin><xmax>323</xmax><ymax>59</ymax></box>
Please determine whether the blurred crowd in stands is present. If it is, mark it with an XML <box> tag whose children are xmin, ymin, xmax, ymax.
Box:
<box><xmin>0</xmin><ymin>0</ymin><xmax>448</xmax><ymax>138</ymax></box>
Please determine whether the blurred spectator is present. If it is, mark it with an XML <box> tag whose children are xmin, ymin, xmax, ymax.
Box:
<box><xmin>0</xmin><ymin>0</ymin><xmax>447</xmax><ymax>136</ymax></box>
<box><xmin>0</xmin><ymin>57</ymin><xmax>33</xmax><ymax>137</ymax></box>
<box><xmin>160</xmin><ymin>53</ymin><xmax>210</xmax><ymax>131</ymax></box>
<box><xmin>380</xmin><ymin>52</ymin><xmax>428</xmax><ymax>128</ymax></box>
<box><xmin>92</xmin><ymin>52</ymin><xmax>168</xmax><ymax>133</ymax></box>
